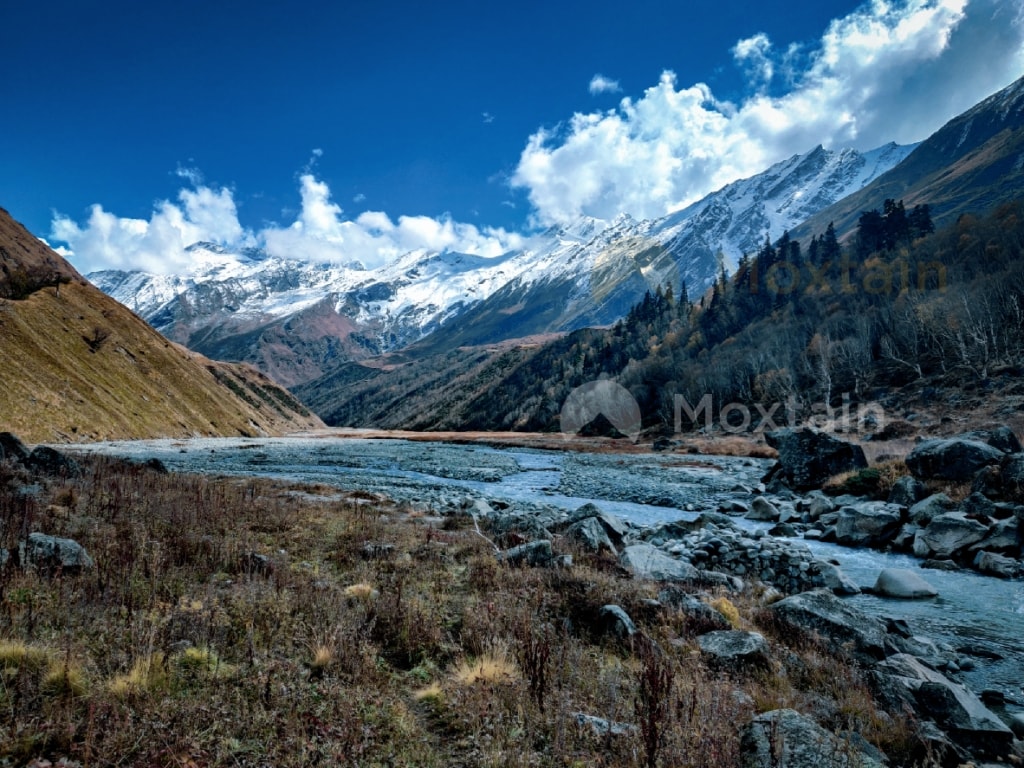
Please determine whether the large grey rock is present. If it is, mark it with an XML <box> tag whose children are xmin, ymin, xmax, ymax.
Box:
<box><xmin>740</xmin><ymin>709</ymin><xmax>884</xmax><ymax>768</ymax></box>
<box><xmin>565</xmin><ymin>516</ymin><xmax>618</xmax><ymax>555</ymax></box>
<box><xmin>905</xmin><ymin>438</ymin><xmax>1004</xmax><ymax>482</ymax></box>
<box><xmin>961</xmin><ymin>491</ymin><xmax>997</xmax><ymax>519</ymax></box>
<box><xmin>887</xmin><ymin>475</ymin><xmax>925</xmax><ymax>507</ymax></box>
<box><xmin>19</xmin><ymin>533</ymin><xmax>94</xmax><ymax>573</ymax></box>
<box><xmin>800</xmin><ymin>490</ymin><xmax>837</xmax><ymax>520</ymax></box>
<box><xmin>745</xmin><ymin>497</ymin><xmax>780</xmax><ymax>521</ymax></box>
<box><xmin>499</xmin><ymin>540</ymin><xmax>554</xmax><ymax>567</ymax></box>
<box><xmin>909</xmin><ymin>493</ymin><xmax>954</xmax><ymax>525</ymax></box>
<box><xmin>599</xmin><ymin>604</ymin><xmax>637</xmax><ymax>639</ymax></box>
<box><xmin>833</xmin><ymin>503</ymin><xmax>902</xmax><ymax>547</ymax></box>
<box><xmin>764</xmin><ymin>428</ymin><xmax>868</xmax><ymax>491</ymax></box>
<box><xmin>958</xmin><ymin>426</ymin><xmax>1023</xmax><ymax>454</ymax></box>
<box><xmin>970</xmin><ymin>518</ymin><xmax>1021</xmax><ymax>554</ymax></box>
<box><xmin>813</xmin><ymin>561</ymin><xmax>861</xmax><ymax>595</ymax></box>
<box><xmin>564</xmin><ymin>503</ymin><xmax>630</xmax><ymax>542</ymax></box>
<box><xmin>658</xmin><ymin>589</ymin><xmax>732</xmax><ymax>631</ymax></box>
<box><xmin>876</xmin><ymin>653</ymin><xmax>1013</xmax><ymax>754</ymax></box>
<box><xmin>0</xmin><ymin>432</ymin><xmax>30</xmax><ymax>463</ymax></box>
<box><xmin>872</xmin><ymin>568</ymin><xmax>938</xmax><ymax>599</ymax></box>
<box><xmin>916</xmin><ymin>514</ymin><xmax>989</xmax><ymax>558</ymax></box>
<box><xmin>768</xmin><ymin>589</ymin><xmax>896</xmax><ymax>662</ymax></box>
<box><xmin>972</xmin><ymin>550</ymin><xmax>1019</xmax><ymax>578</ymax></box>
<box><xmin>619</xmin><ymin>543</ymin><xmax>699</xmax><ymax>582</ymax></box>
<box><xmin>698</xmin><ymin>630</ymin><xmax>771</xmax><ymax>670</ymax></box>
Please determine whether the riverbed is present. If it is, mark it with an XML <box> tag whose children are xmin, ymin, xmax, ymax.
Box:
<box><xmin>64</xmin><ymin>435</ymin><xmax>1024</xmax><ymax>709</ymax></box>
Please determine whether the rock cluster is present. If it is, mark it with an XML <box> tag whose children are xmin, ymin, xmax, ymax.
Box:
<box><xmin>1</xmin><ymin>432</ymin><xmax>92</xmax><ymax>573</ymax></box>
<box><xmin>753</xmin><ymin>428</ymin><xmax>1024</xmax><ymax>578</ymax></box>
<box><xmin>470</xmin><ymin>498</ymin><xmax>861</xmax><ymax>597</ymax></box>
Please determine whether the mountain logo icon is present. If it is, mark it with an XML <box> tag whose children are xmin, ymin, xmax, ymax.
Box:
<box><xmin>560</xmin><ymin>380</ymin><xmax>642</xmax><ymax>443</ymax></box>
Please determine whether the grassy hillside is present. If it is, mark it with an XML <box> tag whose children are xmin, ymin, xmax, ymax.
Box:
<box><xmin>0</xmin><ymin>207</ymin><xmax>322</xmax><ymax>442</ymax></box>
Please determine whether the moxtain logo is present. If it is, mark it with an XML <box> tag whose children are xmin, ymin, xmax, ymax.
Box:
<box><xmin>560</xmin><ymin>380</ymin><xmax>642</xmax><ymax>443</ymax></box>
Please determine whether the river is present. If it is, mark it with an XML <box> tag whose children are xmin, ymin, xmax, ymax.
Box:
<box><xmin>64</xmin><ymin>435</ymin><xmax>1024</xmax><ymax>711</ymax></box>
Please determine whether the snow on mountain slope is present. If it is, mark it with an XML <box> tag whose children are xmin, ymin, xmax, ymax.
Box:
<box><xmin>89</xmin><ymin>141</ymin><xmax>912</xmax><ymax>383</ymax></box>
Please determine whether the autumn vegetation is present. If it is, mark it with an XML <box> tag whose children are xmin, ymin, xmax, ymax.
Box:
<box><xmin>0</xmin><ymin>456</ymin><xmax>929</xmax><ymax>767</ymax></box>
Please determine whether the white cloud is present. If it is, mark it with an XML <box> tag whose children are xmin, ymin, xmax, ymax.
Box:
<box><xmin>53</xmin><ymin>173</ymin><xmax>524</xmax><ymax>274</ymax></box>
<box><xmin>588</xmin><ymin>74</ymin><xmax>622</xmax><ymax>95</ymax></box>
<box><xmin>51</xmin><ymin>183</ymin><xmax>252</xmax><ymax>274</ymax></box>
<box><xmin>482</xmin><ymin>111</ymin><xmax>496</xmax><ymax>124</ymax></box>
<box><xmin>732</xmin><ymin>33</ymin><xmax>775</xmax><ymax>87</ymax></box>
<box><xmin>514</xmin><ymin>0</ymin><xmax>1024</xmax><ymax>226</ymax></box>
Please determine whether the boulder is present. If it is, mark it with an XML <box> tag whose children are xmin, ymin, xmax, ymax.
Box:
<box><xmin>745</xmin><ymin>496</ymin><xmax>780</xmax><ymax>522</ymax></box>
<box><xmin>876</xmin><ymin>653</ymin><xmax>1013</xmax><ymax>755</ymax></box>
<box><xmin>958</xmin><ymin>426</ymin><xmax>1023</xmax><ymax>454</ymax></box>
<box><xmin>904</xmin><ymin>438</ymin><xmax>1004</xmax><ymax>482</ymax></box>
<box><xmin>658</xmin><ymin>588</ymin><xmax>732</xmax><ymax>632</ymax></box>
<box><xmin>916</xmin><ymin>514</ymin><xmax>989</xmax><ymax>558</ymax></box>
<box><xmin>800</xmin><ymin>490</ymin><xmax>837</xmax><ymax>521</ymax></box>
<box><xmin>564</xmin><ymin>503</ymin><xmax>630</xmax><ymax>542</ymax></box>
<box><xmin>598</xmin><ymin>604</ymin><xmax>637</xmax><ymax>639</ymax></box>
<box><xmin>891</xmin><ymin>523</ymin><xmax>921</xmax><ymax>551</ymax></box>
<box><xmin>739</xmin><ymin>709</ymin><xmax>884</xmax><ymax>768</ymax></box>
<box><xmin>833</xmin><ymin>503</ymin><xmax>902</xmax><ymax>547</ymax></box>
<box><xmin>698</xmin><ymin>630</ymin><xmax>771</xmax><ymax>671</ymax></box>
<box><xmin>970</xmin><ymin>518</ymin><xmax>1021</xmax><ymax>554</ymax></box>
<box><xmin>768</xmin><ymin>589</ymin><xmax>895</xmax><ymax>662</ymax></box>
<box><xmin>972</xmin><ymin>550</ymin><xmax>1019</xmax><ymax>578</ymax></box>
<box><xmin>764</xmin><ymin>428</ymin><xmax>868</xmax><ymax>491</ymax></box>
<box><xmin>909</xmin><ymin>493</ymin><xmax>954</xmax><ymax>525</ymax></box>
<box><xmin>19</xmin><ymin>533</ymin><xmax>94</xmax><ymax>573</ymax></box>
<box><xmin>24</xmin><ymin>446</ymin><xmax>81</xmax><ymax>478</ymax></box>
<box><xmin>0</xmin><ymin>432</ymin><xmax>30</xmax><ymax>463</ymax></box>
<box><xmin>565</xmin><ymin>516</ymin><xmax>618</xmax><ymax>554</ymax></box>
<box><xmin>1009</xmin><ymin>713</ymin><xmax>1024</xmax><ymax>740</ymax></box>
<box><xmin>961</xmin><ymin>491</ymin><xmax>996</xmax><ymax>520</ymax></box>
<box><xmin>619</xmin><ymin>543</ymin><xmax>699</xmax><ymax>582</ymax></box>
<box><xmin>1001</xmin><ymin>453</ymin><xmax>1024</xmax><ymax>501</ymax></box>
<box><xmin>499</xmin><ymin>540</ymin><xmax>554</xmax><ymax>567</ymax></box>
<box><xmin>887</xmin><ymin>475</ymin><xmax>925</xmax><ymax>507</ymax></box>
<box><xmin>812</xmin><ymin>561</ymin><xmax>861</xmax><ymax>595</ymax></box>
<box><xmin>871</xmin><ymin>568</ymin><xmax>938</xmax><ymax>599</ymax></box>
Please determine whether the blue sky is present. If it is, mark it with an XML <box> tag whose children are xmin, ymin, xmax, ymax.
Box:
<box><xmin>3</xmin><ymin>0</ymin><xmax>1023</xmax><ymax>274</ymax></box>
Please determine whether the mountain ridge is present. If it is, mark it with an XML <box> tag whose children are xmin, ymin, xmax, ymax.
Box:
<box><xmin>793</xmin><ymin>74</ymin><xmax>1024</xmax><ymax>242</ymax></box>
<box><xmin>89</xmin><ymin>141</ymin><xmax>913</xmax><ymax>384</ymax></box>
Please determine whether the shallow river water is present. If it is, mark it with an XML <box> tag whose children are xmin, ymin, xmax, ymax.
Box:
<box><xmin>64</xmin><ymin>436</ymin><xmax>1024</xmax><ymax>709</ymax></box>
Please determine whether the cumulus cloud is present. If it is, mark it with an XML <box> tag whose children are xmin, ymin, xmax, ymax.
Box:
<box><xmin>51</xmin><ymin>183</ymin><xmax>253</xmax><ymax>274</ymax></box>
<box><xmin>514</xmin><ymin>0</ymin><xmax>1024</xmax><ymax>226</ymax></box>
<box><xmin>260</xmin><ymin>174</ymin><xmax>522</xmax><ymax>266</ymax></box>
<box><xmin>588</xmin><ymin>74</ymin><xmax>622</xmax><ymax>95</ymax></box>
<box><xmin>53</xmin><ymin>172</ymin><xmax>523</xmax><ymax>274</ymax></box>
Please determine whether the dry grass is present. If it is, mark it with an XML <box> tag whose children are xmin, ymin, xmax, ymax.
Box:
<box><xmin>0</xmin><ymin>455</ymin><xmax>925</xmax><ymax>767</ymax></box>
<box><xmin>452</xmin><ymin>648</ymin><xmax>518</xmax><ymax>686</ymax></box>
<box><xmin>823</xmin><ymin>458</ymin><xmax>909</xmax><ymax>499</ymax></box>
<box><xmin>710</xmin><ymin>596</ymin><xmax>741</xmax><ymax>628</ymax></box>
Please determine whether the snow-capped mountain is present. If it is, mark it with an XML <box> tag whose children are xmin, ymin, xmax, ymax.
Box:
<box><xmin>90</xmin><ymin>141</ymin><xmax>914</xmax><ymax>385</ymax></box>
